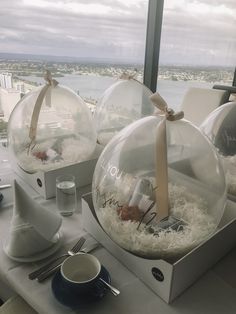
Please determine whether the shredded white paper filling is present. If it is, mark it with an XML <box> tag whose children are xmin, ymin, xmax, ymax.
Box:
<box><xmin>17</xmin><ymin>136</ymin><xmax>95</xmax><ymax>172</ymax></box>
<box><xmin>97</xmin><ymin>183</ymin><xmax>217</xmax><ymax>259</ymax></box>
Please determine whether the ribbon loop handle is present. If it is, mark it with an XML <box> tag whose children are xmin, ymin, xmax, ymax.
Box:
<box><xmin>150</xmin><ymin>92</ymin><xmax>184</xmax><ymax>222</ymax></box>
<box><xmin>28</xmin><ymin>71</ymin><xmax>58</xmax><ymax>152</ymax></box>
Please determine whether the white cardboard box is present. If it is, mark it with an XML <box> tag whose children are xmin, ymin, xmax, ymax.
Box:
<box><xmin>82</xmin><ymin>193</ymin><xmax>236</xmax><ymax>303</ymax></box>
<box><xmin>11</xmin><ymin>145</ymin><xmax>103</xmax><ymax>199</ymax></box>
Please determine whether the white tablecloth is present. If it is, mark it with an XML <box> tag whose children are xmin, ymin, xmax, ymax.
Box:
<box><xmin>1</xmin><ymin>162</ymin><xmax>236</xmax><ymax>313</ymax></box>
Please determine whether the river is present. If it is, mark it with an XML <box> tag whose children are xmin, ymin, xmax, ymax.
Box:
<box><xmin>19</xmin><ymin>74</ymin><xmax>213</xmax><ymax>110</ymax></box>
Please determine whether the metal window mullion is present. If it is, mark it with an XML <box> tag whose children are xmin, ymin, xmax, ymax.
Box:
<box><xmin>143</xmin><ymin>0</ymin><xmax>164</xmax><ymax>92</ymax></box>
<box><xmin>233</xmin><ymin>67</ymin><xmax>236</xmax><ymax>86</ymax></box>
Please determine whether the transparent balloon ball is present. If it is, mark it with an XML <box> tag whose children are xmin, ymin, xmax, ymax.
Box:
<box><xmin>94</xmin><ymin>79</ymin><xmax>155</xmax><ymax>146</ymax></box>
<box><xmin>92</xmin><ymin>115</ymin><xmax>226</xmax><ymax>259</ymax></box>
<box><xmin>200</xmin><ymin>101</ymin><xmax>236</xmax><ymax>198</ymax></box>
<box><xmin>8</xmin><ymin>84</ymin><xmax>97</xmax><ymax>173</ymax></box>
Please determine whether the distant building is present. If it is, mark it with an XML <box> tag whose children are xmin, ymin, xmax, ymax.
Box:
<box><xmin>0</xmin><ymin>72</ymin><xmax>13</xmax><ymax>89</ymax></box>
<box><xmin>16</xmin><ymin>83</ymin><xmax>25</xmax><ymax>94</ymax></box>
<box><xmin>0</xmin><ymin>87</ymin><xmax>21</xmax><ymax>121</ymax></box>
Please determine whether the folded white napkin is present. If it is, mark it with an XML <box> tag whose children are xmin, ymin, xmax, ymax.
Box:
<box><xmin>5</xmin><ymin>180</ymin><xmax>62</xmax><ymax>259</ymax></box>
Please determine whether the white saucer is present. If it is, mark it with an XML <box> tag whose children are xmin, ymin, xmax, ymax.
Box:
<box><xmin>3</xmin><ymin>231</ymin><xmax>63</xmax><ymax>262</ymax></box>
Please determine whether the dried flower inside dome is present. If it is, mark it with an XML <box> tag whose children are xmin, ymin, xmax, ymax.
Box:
<box><xmin>117</xmin><ymin>205</ymin><xmax>142</xmax><ymax>222</ymax></box>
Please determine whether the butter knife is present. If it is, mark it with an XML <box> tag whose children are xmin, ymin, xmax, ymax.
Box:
<box><xmin>37</xmin><ymin>242</ymin><xmax>100</xmax><ymax>282</ymax></box>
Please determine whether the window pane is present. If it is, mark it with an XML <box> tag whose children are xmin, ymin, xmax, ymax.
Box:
<box><xmin>0</xmin><ymin>0</ymin><xmax>148</xmax><ymax>141</ymax></box>
<box><xmin>157</xmin><ymin>0</ymin><xmax>236</xmax><ymax>109</ymax></box>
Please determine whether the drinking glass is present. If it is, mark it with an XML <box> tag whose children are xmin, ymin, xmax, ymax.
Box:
<box><xmin>56</xmin><ymin>174</ymin><xmax>77</xmax><ymax>216</ymax></box>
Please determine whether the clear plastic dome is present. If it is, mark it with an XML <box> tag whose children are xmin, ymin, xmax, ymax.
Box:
<box><xmin>200</xmin><ymin>101</ymin><xmax>236</xmax><ymax>199</ymax></box>
<box><xmin>8</xmin><ymin>83</ymin><xmax>97</xmax><ymax>173</ymax></box>
<box><xmin>94</xmin><ymin>78</ymin><xmax>155</xmax><ymax>146</ymax></box>
<box><xmin>92</xmin><ymin>115</ymin><xmax>226</xmax><ymax>259</ymax></box>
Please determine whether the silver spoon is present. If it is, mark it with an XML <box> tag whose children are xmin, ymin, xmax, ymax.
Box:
<box><xmin>99</xmin><ymin>278</ymin><xmax>120</xmax><ymax>296</ymax></box>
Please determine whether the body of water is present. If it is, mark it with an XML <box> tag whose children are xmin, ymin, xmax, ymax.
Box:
<box><xmin>19</xmin><ymin>74</ymin><xmax>213</xmax><ymax>110</ymax></box>
<box><xmin>19</xmin><ymin>74</ymin><xmax>117</xmax><ymax>102</ymax></box>
<box><xmin>157</xmin><ymin>79</ymin><xmax>213</xmax><ymax>110</ymax></box>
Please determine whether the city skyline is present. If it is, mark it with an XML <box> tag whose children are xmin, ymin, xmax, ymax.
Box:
<box><xmin>0</xmin><ymin>0</ymin><xmax>236</xmax><ymax>66</ymax></box>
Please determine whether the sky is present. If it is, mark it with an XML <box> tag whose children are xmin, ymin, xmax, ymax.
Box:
<box><xmin>0</xmin><ymin>0</ymin><xmax>236</xmax><ymax>66</ymax></box>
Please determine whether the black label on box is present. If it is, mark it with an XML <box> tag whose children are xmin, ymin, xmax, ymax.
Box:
<box><xmin>152</xmin><ymin>267</ymin><xmax>164</xmax><ymax>282</ymax></box>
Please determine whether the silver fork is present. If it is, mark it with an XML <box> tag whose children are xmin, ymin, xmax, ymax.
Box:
<box><xmin>28</xmin><ymin>236</ymin><xmax>86</xmax><ymax>280</ymax></box>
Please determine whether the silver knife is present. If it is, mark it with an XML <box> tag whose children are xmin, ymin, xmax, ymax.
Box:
<box><xmin>29</xmin><ymin>237</ymin><xmax>86</xmax><ymax>280</ymax></box>
<box><xmin>37</xmin><ymin>242</ymin><xmax>100</xmax><ymax>282</ymax></box>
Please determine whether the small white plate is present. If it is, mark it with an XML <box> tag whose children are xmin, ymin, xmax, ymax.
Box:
<box><xmin>3</xmin><ymin>231</ymin><xmax>63</xmax><ymax>262</ymax></box>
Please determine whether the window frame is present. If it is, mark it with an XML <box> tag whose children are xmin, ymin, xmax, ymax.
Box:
<box><xmin>143</xmin><ymin>0</ymin><xmax>236</xmax><ymax>92</ymax></box>
<box><xmin>143</xmin><ymin>0</ymin><xmax>164</xmax><ymax>93</ymax></box>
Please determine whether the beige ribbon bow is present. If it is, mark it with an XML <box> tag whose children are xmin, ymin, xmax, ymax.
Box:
<box><xmin>119</xmin><ymin>72</ymin><xmax>137</xmax><ymax>80</ymax></box>
<box><xmin>150</xmin><ymin>92</ymin><xmax>184</xmax><ymax>222</ymax></box>
<box><xmin>28</xmin><ymin>71</ymin><xmax>58</xmax><ymax>152</ymax></box>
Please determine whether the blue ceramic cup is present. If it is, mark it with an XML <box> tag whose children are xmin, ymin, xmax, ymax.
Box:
<box><xmin>60</xmin><ymin>253</ymin><xmax>101</xmax><ymax>295</ymax></box>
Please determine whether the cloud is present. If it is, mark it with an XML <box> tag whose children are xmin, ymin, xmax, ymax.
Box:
<box><xmin>0</xmin><ymin>0</ymin><xmax>147</xmax><ymax>62</ymax></box>
<box><xmin>0</xmin><ymin>0</ymin><xmax>236</xmax><ymax>66</ymax></box>
<box><xmin>160</xmin><ymin>0</ymin><xmax>236</xmax><ymax>66</ymax></box>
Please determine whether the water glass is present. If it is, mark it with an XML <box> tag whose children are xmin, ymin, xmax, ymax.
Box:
<box><xmin>56</xmin><ymin>174</ymin><xmax>77</xmax><ymax>216</ymax></box>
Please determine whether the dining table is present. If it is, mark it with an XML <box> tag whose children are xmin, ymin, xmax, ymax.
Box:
<box><xmin>1</xmin><ymin>146</ymin><xmax>236</xmax><ymax>314</ymax></box>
